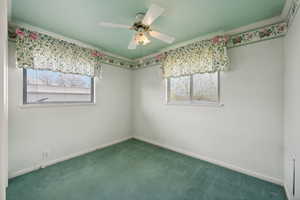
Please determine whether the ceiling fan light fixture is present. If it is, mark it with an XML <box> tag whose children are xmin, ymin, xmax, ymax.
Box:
<box><xmin>135</xmin><ymin>33</ymin><xmax>150</xmax><ymax>46</ymax></box>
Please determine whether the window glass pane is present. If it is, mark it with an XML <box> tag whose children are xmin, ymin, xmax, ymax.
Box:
<box><xmin>25</xmin><ymin>69</ymin><xmax>93</xmax><ymax>104</ymax></box>
<box><xmin>169</xmin><ymin>76</ymin><xmax>190</xmax><ymax>102</ymax></box>
<box><xmin>192</xmin><ymin>72</ymin><xmax>218</xmax><ymax>103</ymax></box>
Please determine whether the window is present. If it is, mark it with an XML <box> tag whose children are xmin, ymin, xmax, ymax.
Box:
<box><xmin>23</xmin><ymin>69</ymin><xmax>94</xmax><ymax>105</ymax></box>
<box><xmin>165</xmin><ymin>72</ymin><xmax>219</xmax><ymax>105</ymax></box>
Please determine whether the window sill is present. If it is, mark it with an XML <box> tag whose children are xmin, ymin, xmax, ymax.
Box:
<box><xmin>164</xmin><ymin>102</ymin><xmax>224</xmax><ymax>107</ymax></box>
<box><xmin>19</xmin><ymin>102</ymin><xmax>96</xmax><ymax>109</ymax></box>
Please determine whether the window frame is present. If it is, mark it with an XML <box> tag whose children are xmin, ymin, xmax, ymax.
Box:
<box><xmin>20</xmin><ymin>68</ymin><xmax>96</xmax><ymax>107</ymax></box>
<box><xmin>165</xmin><ymin>72</ymin><xmax>222</xmax><ymax>107</ymax></box>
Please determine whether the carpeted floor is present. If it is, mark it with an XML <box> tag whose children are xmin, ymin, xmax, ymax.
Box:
<box><xmin>7</xmin><ymin>139</ymin><xmax>286</xmax><ymax>200</ymax></box>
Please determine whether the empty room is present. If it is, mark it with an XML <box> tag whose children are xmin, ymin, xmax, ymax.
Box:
<box><xmin>0</xmin><ymin>0</ymin><xmax>300</xmax><ymax>199</ymax></box>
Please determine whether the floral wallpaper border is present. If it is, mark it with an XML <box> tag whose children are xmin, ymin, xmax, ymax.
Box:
<box><xmin>132</xmin><ymin>22</ymin><xmax>288</xmax><ymax>70</ymax></box>
<box><xmin>227</xmin><ymin>22</ymin><xmax>287</xmax><ymax>48</ymax></box>
<box><xmin>8</xmin><ymin>25</ymin><xmax>137</xmax><ymax>70</ymax></box>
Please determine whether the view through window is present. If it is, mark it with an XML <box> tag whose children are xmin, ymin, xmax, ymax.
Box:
<box><xmin>166</xmin><ymin>72</ymin><xmax>219</xmax><ymax>105</ymax></box>
<box><xmin>23</xmin><ymin>69</ymin><xmax>94</xmax><ymax>104</ymax></box>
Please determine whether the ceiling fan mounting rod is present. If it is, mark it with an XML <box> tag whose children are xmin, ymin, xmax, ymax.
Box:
<box><xmin>135</xmin><ymin>12</ymin><xmax>145</xmax><ymax>21</ymax></box>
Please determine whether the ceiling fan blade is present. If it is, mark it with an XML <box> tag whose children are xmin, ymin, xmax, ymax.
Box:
<box><xmin>98</xmin><ymin>22</ymin><xmax>131</xmax><ymax>29</ymax></box>
<box><xmin>128</xmin><ymin>34</ymin><xmax>137</xmax><ymax>50</ymax></box>
<box><xmin>149</xmin><ymin>31</ymin><xmax>175</xmax><ymax>44</ymax></box>
<box><xmin>142</xmin><ymin>4</ymin><xmax>164</xmax><ymax>26</ymax></box>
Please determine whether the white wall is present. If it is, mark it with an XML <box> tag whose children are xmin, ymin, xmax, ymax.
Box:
<box><xmin>8</xmin><ymin>42</ymin><xmax>132</xmax><ymax>177</ymax></box>
<box><xmin>284</xmin><ymin>10</ymin><xmax>300</xmax><ymax>200</ymax></box>
<box><xmin>132</xmin><ymin>38</ymin><xmax>284</xmax><ymax>184</ymax></box>
<box><xmin>0</xmin><ymin>0</ymin><xmax>8</xmax><ymax>199</ymax></box>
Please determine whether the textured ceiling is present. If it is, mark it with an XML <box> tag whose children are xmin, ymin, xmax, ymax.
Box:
<box><xmin>12</xmin><ymin>0</ymin><xmax>285</xmax><ymax>59</ymax></box>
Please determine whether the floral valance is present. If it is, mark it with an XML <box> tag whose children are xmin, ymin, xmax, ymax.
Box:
<box><xmin>161</xmin><ymin>36</ymin><xmax>230</xmax><ymax>78</ymax></box>
<box><xmin>15</xmin><ymin>28</ymin><xmax>102</xmax><ymax>77</ymax></box>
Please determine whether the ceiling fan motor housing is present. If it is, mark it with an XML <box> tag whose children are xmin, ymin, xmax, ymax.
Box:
<box><xmin>132</xmin><ymin>12</ymin><xmax>150</xmax><ymax>33</ymax></box>
<box><xmin>132</xmin><ymin>22</ymin><xmax>150</xmax><ymax>32</ymax></box>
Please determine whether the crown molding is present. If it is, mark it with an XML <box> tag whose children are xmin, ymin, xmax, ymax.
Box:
<box><xmin>281</xmin><ymin>0</ymin><xmax>293</xmax><ymax>19</ymax></box>
<box><xmin>224</xmin><ymin>16</ymin><xmax>283</xmax><ymax>35</ymax></box>
<box><xmin>286</xmin><ymin>0</ymin><xmax>300</xmax><ymax>27</ymax></box>
<box><xmin>227</xmin><ymin>22</ymin><xmax>287</xmax><ymax>48</ymax></box>
<box><xmin>7</xmin><ymin>0</ymin><xmax>12</xmax><ymax>21</ymax></box>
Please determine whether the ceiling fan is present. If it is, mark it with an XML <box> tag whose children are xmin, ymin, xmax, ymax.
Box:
<box><xmin>98</xmin><ymin>4</ymin><xmax>175</xmax><ymax>50</ymax></box>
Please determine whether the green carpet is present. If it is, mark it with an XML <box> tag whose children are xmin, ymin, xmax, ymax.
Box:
<box><xmin>7</xmin><ymin>139</ymin><xmax>286</xmax><ymax>200</ymax></box>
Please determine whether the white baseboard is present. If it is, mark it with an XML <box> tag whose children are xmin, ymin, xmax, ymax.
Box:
<box><xmin>9</xmin><ymin>136</ymin><xmax>132</xmax><ymax>179</ymax></box>
<box><xmin>134</xmin><ymin>136</ymin><xmax>283</xmax><ymax>186</ymax></box>
<box><xmin>9</xmin><ymin>135</ymin><xmax>284</xmax><ymax>187</ymax></box>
